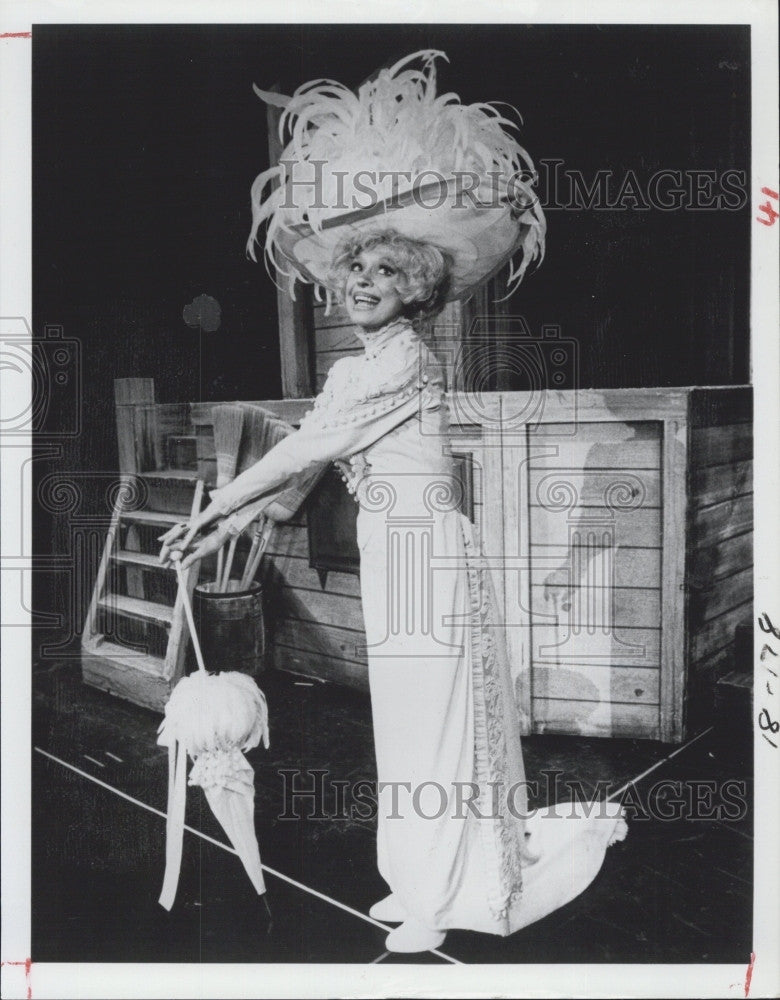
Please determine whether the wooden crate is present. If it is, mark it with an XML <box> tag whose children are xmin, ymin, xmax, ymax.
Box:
<box><xmin>102</xmin><ymin>383</ymin><xmax>751</xmax><ymax>741</ymax></box>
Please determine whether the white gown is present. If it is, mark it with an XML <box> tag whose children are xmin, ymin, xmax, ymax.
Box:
<box><xmin>211</xmin><ymin>319</ymin><xmax>627</xmax><ymax>936</ymax></box>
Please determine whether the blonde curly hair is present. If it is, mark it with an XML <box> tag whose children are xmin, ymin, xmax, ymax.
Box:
<box><xmin>329</xmin><ymin>228</ymin><xmax>452</xmax><ymax>323</ymax></box>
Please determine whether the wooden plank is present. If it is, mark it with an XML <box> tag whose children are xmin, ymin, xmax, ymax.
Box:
<box><xmin>190</xmin><ymin>399</ymin><xmax>313</xmax><ymax>428</ymax></box>
<box><xmin>531</xmin><ymin>624</ymin><xmax>661</xmax><ymax>669</ymax></box>
<box><xmin>529</xmin><ymin>506</ymin><xmax>662</xmax><ymax>548</ymax></box>
<box><xmin>114</xmin><ymin>377</ymin><xmax>155</xmax><ymax>406</ymax></box>
<box><xmin>527</xmin><ymin>439</ymin><xmax>661</xmax><ymax>471</ymax></box>
<box><xmin>530</xmin><ymin>545</ymin><xmax>661</xmax><ymax>589</ymax></box>
<box><xmin>271</xmin><ymin>645</ymin><xmax>369</xmax><ymax>692</ymax></box>
<box><xmin>690</xmin><ymin>423</ymin><xmax>753</xmax><ymax>468</ymax></box>
<box><xmin>532</xmin><ymin>664</ymin><xmax>660</xmax><ymax>704</ymax></box>
<box><xmin>196</xmin><ymin>457</ymin><xmax>217</xmax><ymax>487</ymax></box>
<box><xmin>122</xmin><ymin>525</ymin><xmax>146</xmax><ymax>600</ymax></box>
<box><xmin>99</xmin><ymin>593</ymin><xmax>173</xmax><ymax>626</ymax></box>
<box><xmin>272</xmin><ymin>619</ymin><xmax>368</xmax><ymax>666</ymax></box>
<box><xmin>691</xmin><ymin>493</ymin><xmax>753</xmax><ymax>548</ymax></box>
<box><xmin>153</xmin><ymin>403</ymin><xmax>191</xmax><ymax>471</ymax></box>
<box><xmin>689</xmin><ymin>566</ymin><xmax>753</xmax><ymax>627</ymax></box>
<box><xmin>81</xmin><ymin>646</ymin><xmax>171</xmax><ymax>713</ymax></box>
<box><xmin>267</xmin><ymin>92</ymin><xmax>314</xmax><ymax>399</ymax></box>
<box><xmin>115</xmin><ymin>379</ymin><xmax>155</xmax><ymax>476</ymax></box>
<box><xmin>312</xmin><ymin>301</ymin><xmax>352</xmax><ymax>329</ymax></box>
<box><xmin>83</xmin><ymin>484</ymin><xmax>126</xmax><ymax>639</ymax></box>
<box><xmin>114</xmin><ymin>549</ymin><xmax>172</xmax><ymax>570</ymax></box>
<box><xmin>274</xmin><ymin>585</ymin><xmax>365</xmax><ymax>632</ymax></box>
<box><xmin>689</xmin><ymin>530</ymin><xmax>753</xmax><ymax>585</ymax></box>
<box><xmin>195</xmin><ymin>427</ymin><xmax>216</xmax><ymax>460</ymax></box>
<box><xmin>498</xmin><ymin>388</ymin><xmax>689</xmax><ymax>424</ymax></box>
<box><xmin>529</xmin><ymin>469</ymin><xmax>661</xmax><ymax>509</ymax></box>
<box><xmin>315</xmin><ymin>325</ymin><xmax>361</xmax><ymax>354</ymax></box>
<box><xmin>692</xmin><ymin>599</ymin><xmax>752</xmax><ymax>661</ymax></box>
<box><xmin>527</xmin><ymin>419</ymin><xmax>662</xmax><ymax>444</ymax></box>
<box><xmin>531</xmin><ymin>698</ymin><xmax>659</xmax><ymax>739</ymax></box>
<box><xmin>690</xmin><ymin>459</ymin><xmax>753</xmax><ymax>509</ymax></box>
<box><xmin>660</xmin><ymin>416</ymin><xmax>688</xmax><ymax>743</ymax></box>
<box><xmin>689</xmin><ymin>386</ymin><xmax>752</xmax><ymax>428</ymax></box>
<box><xmin>264</xmin><ymin>553</ymin><xmax>361</xmax><ymax>597</ymax></box>
<box><xmin>265</xmin><ymin>526</ymin><xmax>311</xmax><ymax>561</ymax></box>
<box><xmin>121</xmin><ymin>509</ymin><xmax>182</xmax><ymax>527</ymax></box>
<box><xmin>685</xmin><ymin>643</ymin><xmax>735</xmax><ymax>735</ymax></box>
<box><xmin>531</xmin><ymin>584</ymin><xmax>661</xmax><ymax>629</ymax></box>
<box><xmin>162</xmin><ymin>481</ymin><xmax>204</xmax><ymax>681</ymax></box>
<box><xmin>81</xmin><ymin>635</ymin><xmax>166</xmax><ymax>677</ymax></box>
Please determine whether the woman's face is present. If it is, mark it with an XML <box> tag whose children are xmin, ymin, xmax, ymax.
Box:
<box><xmin>344</xmin><ymin>247</ymin><xmax>405</xmax><ymax>331</ymax></box>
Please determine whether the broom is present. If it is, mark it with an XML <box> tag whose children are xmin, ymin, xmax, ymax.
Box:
<box><xmin>235</xmin><ymin>408</ymin><xmax>300</xmax><ymax>591</ymax></box>
<box><xmin>212</xmin><ymin>404</ymin><xmax>245</xmax><ymax>587</ymax></box>
<box><xmin>157</xmin><ymin>557</ymin><xmax>270</xmax><ymax>911</ymax></box>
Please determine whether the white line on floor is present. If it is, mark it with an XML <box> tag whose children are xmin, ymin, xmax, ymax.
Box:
<box><xmin>82</xmin><ymin>754</ymin><xmax>106</xmax><ymax>768</ymax></box>
<box><xmin>370</xmin><ymin>951</ymin><xmax>389</xmax><ymax>963</ymax></box>
<box><xmin>105</xmin><ymin>751</ymin><xmax>124</xmax><ymax>762</ymax></box>
<box><xmin>34</xmin><ymin>746</ymin><xmax>462</xmax><ymax>965</ymax></box>
<box><xmin>607</xmin><ymin>726</ymin><xmax>714</xmax><ymax>801</ymax></box>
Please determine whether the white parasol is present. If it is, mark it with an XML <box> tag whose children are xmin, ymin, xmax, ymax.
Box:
<box><xmin>157</xmin><ymin>560</ymin><xmax>269</xmax><ymax>910</ymax></box>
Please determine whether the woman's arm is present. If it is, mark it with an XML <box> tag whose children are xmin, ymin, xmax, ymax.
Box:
<box><xmin>211</xmin><ymin>330</ymin><xmax>436</xmax><ymax>514</ymax></box>
<box><xmin>159</xmin><ymin>330</ymin><xmax>437</xmax><ymax>565</ymax></box>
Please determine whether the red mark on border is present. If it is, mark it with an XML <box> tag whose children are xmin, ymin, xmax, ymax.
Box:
<box><xmin>756</xmin><ymin>187</ymin><xmax>779</xmax><ymax>226</ymax></box>
<box><xmin>1</xmin><ymin>958</ymin><xmax>32</xmax><ymax>998</ymax></box>
<box><xmin>0</xmin><ymin>31</ymin><xmax>32</xmax><ymax>38</ymax></box>
<box><xmin>744</xmin><ymin>951</ymin><xmax>755</xmax><ymax>997</ymax></box>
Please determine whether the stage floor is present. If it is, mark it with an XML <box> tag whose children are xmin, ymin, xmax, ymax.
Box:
<box><xmin>31</xmin><ymin>659</ymin><xmax>753</xmax><ymax>965</ymax></box>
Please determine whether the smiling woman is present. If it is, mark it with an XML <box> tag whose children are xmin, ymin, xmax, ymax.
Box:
<box><xmin>158</xmin><ymin>49</ymin><xmax>629</xmax><ymax>954</ymax></box>
<box><xmin>330</xmin><ymin>229</ymin><xmax>453</xmax><ymax>329</ymax></box>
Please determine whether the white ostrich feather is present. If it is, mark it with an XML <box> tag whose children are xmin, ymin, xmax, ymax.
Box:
<box><xmin>247</xmin><ymin>49</ymin><xmax>546</xmax><ymax>303</ymax></box>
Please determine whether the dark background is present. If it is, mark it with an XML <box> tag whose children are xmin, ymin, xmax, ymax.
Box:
<box><xmin>32</xmin><ymin>23</ymin><xmax>751</xmax><ymax>654</ymax></box>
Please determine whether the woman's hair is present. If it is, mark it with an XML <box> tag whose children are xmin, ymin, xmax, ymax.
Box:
<box><xmin>329</xmin><ymin>228</ymin><xmax>452</xmax><ymax>323</ymax></box>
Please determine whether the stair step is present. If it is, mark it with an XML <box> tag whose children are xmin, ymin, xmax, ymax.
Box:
<box><xmin>99</xmin><ymin>593</ymin><xmax>174</xmax><ymax>626</ymax></box>
<box><xmin>83</xmin><ymin>637</ymin><xmax>168</xmax><ymax>678</ymax></box>
<box><xmin>113</xmin><ymin>549</ymin><xmax>171</xmax><ymax>569</ymax></box>
<box><xmin>141</xmin><ymin>468</ymin><xmax>201</xmax><ymax>482</ymax></box>
<box><xmin>120</xmin><ymin>509</ymin><xmax>183</xmax><ymax>527</ymax></box>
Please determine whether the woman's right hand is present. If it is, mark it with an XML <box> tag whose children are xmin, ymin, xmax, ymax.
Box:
<box><xmin>158</xmin><ymin>501</ymin><xmax>229</xmax><ymax>570</ymax></box>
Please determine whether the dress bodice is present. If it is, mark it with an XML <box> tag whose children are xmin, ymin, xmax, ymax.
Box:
<box><xmin>315</xmin><ymin>321</ymin><xmax>453</xmax><ymax>495</ymax></box>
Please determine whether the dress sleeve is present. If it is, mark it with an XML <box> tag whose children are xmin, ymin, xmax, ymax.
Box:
<box><xmin>209</xmin><ymin>330</ymin><xmax>438</xmax><ymax>518</ymax></box>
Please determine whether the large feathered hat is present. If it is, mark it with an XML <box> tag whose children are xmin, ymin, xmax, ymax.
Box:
<box><xmin>247</xmin><ymin>50</ymin><xmax>546</xmax><ymax>305</ymax></box>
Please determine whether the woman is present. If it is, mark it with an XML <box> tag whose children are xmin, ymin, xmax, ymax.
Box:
<box><xmin>161</xmin><ymin>51</ymin><xmax>627</xmax><ymax>953</ymax></box>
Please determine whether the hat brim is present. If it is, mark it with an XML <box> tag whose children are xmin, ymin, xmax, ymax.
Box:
<box><xmin>275</xmin><ymin>177</ymin><xmax>537</xmax><ymax>302</ymax></box>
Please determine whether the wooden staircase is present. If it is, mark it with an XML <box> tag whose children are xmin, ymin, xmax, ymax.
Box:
<box><xmin>81</xmin><ymin>478</ymin><xmax>204</xmax><ymax>712</ymax></box>
<box><xmin>81</xmin><ymin>378</ymin><xmax>211</xmax><ymax>712</ymax></box>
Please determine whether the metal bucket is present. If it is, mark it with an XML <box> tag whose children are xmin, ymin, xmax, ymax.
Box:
<box><xmin>192</xmin><ymin>580</ymin><xmax>265</xmax><ymax>676</ymax></box>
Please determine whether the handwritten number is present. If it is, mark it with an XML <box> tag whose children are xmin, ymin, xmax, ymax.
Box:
<box><xmin>757</xmin><ymin>186</ymin><xmax>779</xmax><ymax>226</ymax></box>
<box><xmin>758</xmin><ymin>708</ymin><xmax>780</xmax><ymax>735</ymax></box>
<box><xmin>758</xmin><ymin>613</ymin><xmax>780</xmax><ymax>640</ymax></box>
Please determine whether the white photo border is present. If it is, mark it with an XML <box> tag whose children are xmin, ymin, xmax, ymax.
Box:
<box><xmin>1</xmin><ymin>1</ymin><xmax>777</xmax><ymax>998</ymax></box>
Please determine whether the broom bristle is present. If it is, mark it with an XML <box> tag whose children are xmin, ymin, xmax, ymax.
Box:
<box><xmin>213</xmin><ymin>404</ymin><xmax>246</xmax><ymax>488</ymax></box>
<box><xmin>236</xmin><ymin>404</ymin><xmax>292</xmax><ymax>472</ymax></box>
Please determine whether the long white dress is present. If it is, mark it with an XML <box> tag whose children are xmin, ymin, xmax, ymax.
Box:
<box><xmin>211</xmin><ymin>319</ymin><xmax>627</xmax><ymax>936</ymax></box>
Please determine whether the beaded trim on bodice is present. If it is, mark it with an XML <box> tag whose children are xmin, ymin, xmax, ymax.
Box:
<box><xmin>300</xmin><ymin>320</ymin><xmax>444</xmax><ymax>496</ymax></box>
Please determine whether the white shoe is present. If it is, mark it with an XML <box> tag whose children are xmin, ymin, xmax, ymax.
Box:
<box><xmin>368</xmin><ymin>894</ymin><xmax>407</xmax><ymax>922</ymax></box>
<box><xmin>385</xmin><ymin>918</ymin><xmax>446</xmax><ymax>953</ymax></box>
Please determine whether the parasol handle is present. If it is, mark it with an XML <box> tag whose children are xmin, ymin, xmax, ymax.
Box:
<box><xmin>175</xmin><ymin>559</ymin><xmax>207</xmax><ymax>674</ymax></box>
